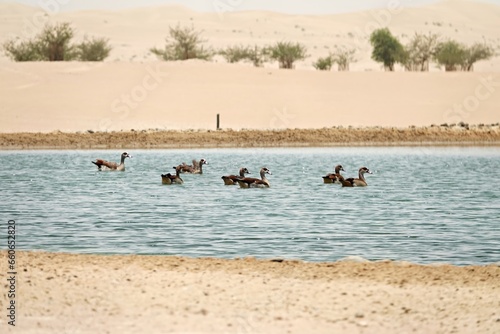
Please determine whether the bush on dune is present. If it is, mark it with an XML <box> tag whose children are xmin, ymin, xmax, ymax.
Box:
<box><xmin>150</xmin><ymin>24</ymin><xmax>213</xmax><ymax>61</ymax></box>
<box><xmin>2</xmin><ymin>22</ymin><xmax>112</xmax><ymax>62</ymax></box>
<box><xmin>266</xmin><ymin>41</ymin><xmax>308</xmax><ymax>69</ymax></box>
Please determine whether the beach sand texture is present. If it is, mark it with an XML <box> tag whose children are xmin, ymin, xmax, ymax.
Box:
<box><xmin>0</xmin><ymin>251</ymin><xmax>499</xmax><ymax>334</ymax></box>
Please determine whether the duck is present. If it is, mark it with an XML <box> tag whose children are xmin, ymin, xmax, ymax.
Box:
<box><xmin>237</xmin><ymin>167</ymin><xmax>272</xmax><ymax>188</ymax></box>
<box><xmin>177</xmin><ymin>159</ymin><xmax>208</xmax><ymax>174</ymax></box>
<box><xmin>322</xmin><ymin>164</ymin><xmax>345</xmax><ymax>184</ymax></box>
<box><xmin>222</xmin><ymin>167</ymin><xmax>251</xmax><ymax>185</ymax></box>
<box><xmin>92</xmin><ymin>152</ymin><xmax>131</xmax><ymax>171</ymax></box>
<box><xmin>161</xmin><ymin>166</ymin><xmax>184</xmax><ymax>185</ymax></box>
<box><xmin>340</xmin><ymin>167</ymin><xmax>372</xmax><ymax>187</ymax></box>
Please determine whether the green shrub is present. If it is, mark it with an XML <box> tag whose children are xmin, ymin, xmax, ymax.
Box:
<box><xmin>151</xmin><ymin>24</ymin><xmax>212</xmax><ymax>61</ymax></box>
<box><xmin>331</xmin><ymin>47</ymin><xmax>357</xmax><ymax>71</ymax></box>
<box><xmin>461</xmin><ymin>43</ymin><xmax>494</xmax><ymax>71</ymax></box>
<box><xmin>2</xmin><ymin>39</ymin><xmax>44</xmax><ymax>61</ymax></box>
<box><xmin>434</xmin><ymin>40</ymin><xmax>465</xmax><ymax>71</ymax></box>
<box><xmin>266</xmin><ymin>41</ymin><xmax>307</xmax><ymax>69</ymax></box>
<box><xmin>369</xmin><ymin>28</ymin><xmax>404</xmax><ymax>71</ymax></box>
<box><xmin>2</xmin><ymin>22</ymin><xmax>111</xmax><ymax>62</ymax></box>
<box><xmin>402</xmin><ymin>32</ymin><xmax>440</xmax><ymax>71</ymax></box>
<box><xmin>76</xmin><ymin>36</ymin><xmax>112</xmax><ymax>61</ymax></box>
<box><xmin>313</xmin><ymin>56</ymin><xmax>333</xmax><ymax>70</ymax></box>
<box><xmin>219</xmin><ymin>45</ymin><xmax>266</xmax><ymax>67</ymax></box>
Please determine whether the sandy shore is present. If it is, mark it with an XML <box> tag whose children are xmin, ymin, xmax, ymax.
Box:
<box><xmin>0</xmin><ymin>251</ymin><xmax>499</xmax><ymax>333</ymax></box>
<box><xmin>1</xmin><ymin>125</ymin><xmax>500</xmax><ymax>150</ymax></box>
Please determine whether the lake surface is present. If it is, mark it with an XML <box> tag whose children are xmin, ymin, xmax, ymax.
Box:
<box><xmin>1</xmin><ymin>147</ymin><xmax>499</xmax><ymax>266</ymax></box>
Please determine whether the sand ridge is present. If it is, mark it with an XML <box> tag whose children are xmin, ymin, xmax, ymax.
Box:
<box><xmin>1</xmin><ymin>125</ymin><xmax>499</xmax><ymax>149</ymax></box>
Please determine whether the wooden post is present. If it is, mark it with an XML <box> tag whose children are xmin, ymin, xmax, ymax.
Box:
<box><xmin>216</xmin><ymin>113</ymin><xmax>220</xmax><ymax>130</ymax></box>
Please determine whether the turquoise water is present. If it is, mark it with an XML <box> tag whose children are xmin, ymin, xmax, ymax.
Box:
<box><xmin>1</xmin><ymin>147</ymin><xmax>499</xmax><ymax>265</ymax></box>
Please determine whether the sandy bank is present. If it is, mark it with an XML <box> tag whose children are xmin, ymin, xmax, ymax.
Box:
<box><xmin>1</xmin><ymin>125</ymin><xmax>500</xmax><ymax>150</ymax></box>
<box><xmin>0</xmin><ymin>251</ymin><xmax>499</xmax><ymax>333</ymax></box>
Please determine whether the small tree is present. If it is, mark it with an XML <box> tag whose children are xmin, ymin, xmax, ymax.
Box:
<box><xmin>266</xmin><ymin>41</ymin><xmax>307</xmax><ymax>69</ymax></box>
<box><xmin>369</xmin><ymin>28</ymin><xmax>404</xmax><ymax>71</ymax></box>
<box><xmin>402</xmin><ymin>32</ymin><xmax>440</xmax><ymax>71</ymax></box>
<box><xmin>151</xmin><ymin>24</ymin><xmax>212</xmax><ymax>61</ymax></box>
<box><xmin>434</xmin><ymin>40</ymin><xmax>465</xmax><ymax>71</ymax></box>
<box><xmin>76</xmin><ymin>36</ymin><xmax>112</xmax><ymax>61</ymax></box>
<box><xmin>461</xmin><ymin>43</ymin><xmax>493</xmax><ymax>71</ymax></box>
<box><xmin>330</xmin><ymin>47</ymin><xmax>357</xmax><ymax>71</ymax></box>
<box><xmin>313</xmin><ymin>56</ymin><xmax>333</xmax><ymax>71</ymax></box>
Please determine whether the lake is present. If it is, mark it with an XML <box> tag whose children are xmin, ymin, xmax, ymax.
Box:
<box><xmin>1</xmin><ymin>147</ymin><xmax>499</xmax><ymax>265</ymax></box>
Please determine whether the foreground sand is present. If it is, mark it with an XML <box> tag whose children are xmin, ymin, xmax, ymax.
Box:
<box><xmin>0</xmin><ymin>251</ymin><xmax>499</xmax><ymax>333</ymax></box>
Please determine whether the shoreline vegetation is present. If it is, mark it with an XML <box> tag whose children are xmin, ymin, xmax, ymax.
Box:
<box><xmin>1</xmin><ymin>124</ymin><xmax>500</xmax><ymax>150</ymax></box>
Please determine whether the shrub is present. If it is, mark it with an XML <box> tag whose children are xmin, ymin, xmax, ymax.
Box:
<box><xmin>313</xmin><ymin>56</ymin><xmax>333</xmax><ymax>70</ymax></box>
<box><xmin>369</xmin><ymin>28</ymin><xmax>404</xmax><ymax>71</ymax></box>
<box><xmin>37</xmin><ymin>22</ymin><xmax>76</xmax><ymax>61</ymax></box>
<box><xmin>266</xmin><ymin>41</ymin><xmax>307</xmax><ymax>69</ymax></box>
<box><xmin>219</xmin><ymin>45</ymin><xmax>266</xmax><ymax>67</ymax></box>
<box><xmin>76</xmin><ymin>36</ymin><xmax>112</xmax><ymax>61</ymax></box>
<box><xmin>402</xmin><ymin>32</ymin><xmax>440</xmax><ymax>71</ymax></box>
<box><xmin>330</xmin><ymin>47</ymin><xmax>357</xmax><ymax>71</ymax></box>
<box><xmin>2</xmin><ymin>39</ymin><xmax>44</xmax><ymax>61</ymax></box>
<box><xmin>2</xmin><ymin>22</ymin><xmax>111</xmax><ymax>62</ymax></box>
<box><xmin>434</xmin><ymin>40</ymin><xmax>466</xmax><ymax>71</ymax></box>
<box><xmin>151</xmin><ymin>24</ymin><xmax>212</xmax><ymax>61</ymax></box>
<box><xmin>461</xmin><ymin>43</ymin><xmax>494</xmax><ymax>71</ymax></box>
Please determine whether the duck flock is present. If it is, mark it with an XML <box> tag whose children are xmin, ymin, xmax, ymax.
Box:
<box><xmin>92</xmin><ymin>152</ymin><xmax>372</xmax><ymax>188</ymax></box>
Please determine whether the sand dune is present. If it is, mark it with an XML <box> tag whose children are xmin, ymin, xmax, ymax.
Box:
<box><xmin>0</xmin><ymin>1</ymin><xmax>499</xmax><ymax>134</ymax></box>
<box><xmin>1</xmin><ymin>61</ymin><xmax>499</xmax><ymax>133</ymax></box>
<box><xmin>1</xmin><ymin>0</ymin><xmax>499</xmax><ymax>69</ymax></box>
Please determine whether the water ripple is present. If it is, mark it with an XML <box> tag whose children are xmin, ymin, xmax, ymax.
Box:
<box><xmin>1</xmin><ymin>147</ymin><xmax>499</xmax><ymax>265</ymax></box>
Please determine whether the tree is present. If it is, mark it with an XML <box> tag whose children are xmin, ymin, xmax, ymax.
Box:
<box><xmin>402</xmin><ymin>32</ymin><xmax>440</xmax><ymax>71</ymax></box>
<box><xmin>369</xmin><ymin>28</ymin><xmax>404</xmax><ymax>71</ymax></box>
<box><xmin>461</xmin><ymin>43</ymin><xmax>494</xmax><ymax>71</ymax></box>
<box><xmin>76</xmin><ymin>36</ymin><xmax>112</xmax><ymax>61</ymax></box>
<box><xmin>150</xmin><ymin>24</ymin><xmax>212</xmax><ymax>61</ymax></box>
<box><xmin>2</xmin><ymin>22</ymin><xmax>112</xmax><ymax>62</ymax></box>
<box><xmin>330</xmin><ymin>47</ymin><xmax>357</xmax><ymax>71</ymax></box>
<box><xmin>313</xmin><ymin>56</ymin><xmax>333</xmax><ymax>71</ymax></box>
<box><xmin>434</xmin><ymin>40</ymin><xmax>465</xmax><ymax>71</ymax></box>
<box><xmin>266</xmin><ymin>41</ymin><xmax>307</xmax><ymax>69</ymax></box>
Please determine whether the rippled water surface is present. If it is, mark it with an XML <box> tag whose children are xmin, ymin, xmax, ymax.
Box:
<box><xmin>1</xmin><ymin>147</ymin><xmax>499</xmax><ymax>265</ymax></box>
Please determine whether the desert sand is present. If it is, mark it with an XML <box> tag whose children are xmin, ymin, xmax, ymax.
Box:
<box><xmin>1</xmin><ymin>0</ymin><xmax>500</xmax><ymax>137</ymax></box>
<box><xmin>1</xmin><ymin>251</ymin><xmax>499</xmax><ymax>334</ymax></box>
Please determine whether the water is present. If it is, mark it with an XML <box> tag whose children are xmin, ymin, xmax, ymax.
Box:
<box><xmin>1</xmin><ymin>147</ymin><xmax>499</xmax><ymax>266</ymax></box>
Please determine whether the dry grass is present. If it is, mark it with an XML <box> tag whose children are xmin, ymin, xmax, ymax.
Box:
<box><xmin>1</xmin><ymin>125</ymin><xmax>500</xmax><ymax>150</ymax></box>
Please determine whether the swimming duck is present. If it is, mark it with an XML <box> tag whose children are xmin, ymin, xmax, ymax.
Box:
<box><xmin>322</xmin><ymin>164</ymin><xmax>345</xmax><ymax>184</ymax></box>
<box><xmin>237</xmin><ymin>167</ymin><xmax>272</xmax><ymax>188</ymax></box>
<box><xmin>222</xmin><ymin>167</ymin><xmax>251</xmax><ymax>185</ymax></box>
<box><xmin>92</xmin><ymin>152</ymin><xmax>131</xmax><ymax>171</ymax></box>
<box><xmin>177</xmin><ymin>159</ymin><xmax>208</xmax><ymax>174</ymax></box>
<box><xmin>161</xmin><ymin>166</ymin><xmax>184</xmax><ymax>185</ymax></box>
<box><xmin>340</xmin><ymin>167</ymin><xmax>372</xmax><ymax>187</ymax></box>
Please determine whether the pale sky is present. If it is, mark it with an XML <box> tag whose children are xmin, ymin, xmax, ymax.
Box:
<box><xmin>3</xmin><ymin>0</ymin><xmax>499</xmax><ymax>14</ymax></box>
